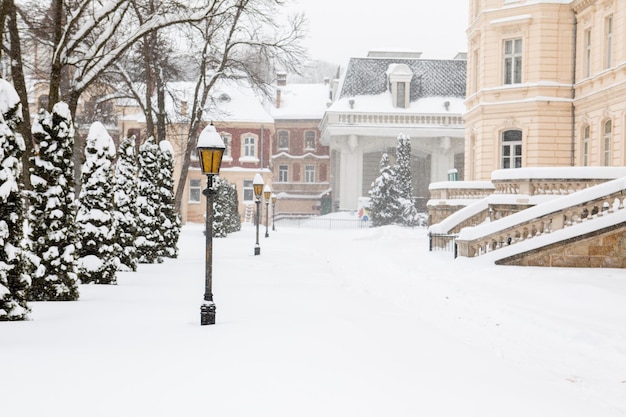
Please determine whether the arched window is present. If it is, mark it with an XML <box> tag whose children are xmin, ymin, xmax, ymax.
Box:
<box><xmin>603</xmin><ymin>120</ymin><xmax>612</xmax><ymax>166</ymax></box>
<box><xmin>501</xmin><ymin>129</ymin><xmax>522</xmax><ymax>169</ymax></box>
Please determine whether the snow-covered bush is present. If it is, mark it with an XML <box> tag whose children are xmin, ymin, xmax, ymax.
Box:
<box><xmin>368</xmin><ymin>153</ymin><xmax>402</xmax><ymax>227</ymax></box>
<box><xmin>136</xmin><ymin>137</ymin><xmax>163</xmax><ymax>264</ymax></box>
<box><xmin>26</xmin><ymin>103</ymin><xmax>79</xmax><ymax>301</ymax></box>
<box><xmin>0</xmin><ymin>79</ymin><xmax>30</xmax><ymax>320</ymax></box>
<box><xmin>157</xmin><ymin>140</ymin><xmax>181</xmax><ymax>258</ymax></box>
<box><xmin>112</xmin><ymin>136</ymin><xmax>138</xmax><ymax>272</ymax></box>
<box><xmin>76</xmin><ymin>122</ymin><xmax>117</xmax><ymax>284</ymax></box>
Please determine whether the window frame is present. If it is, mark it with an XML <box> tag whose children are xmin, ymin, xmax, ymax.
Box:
<box><xmin>304</xmin><ymin>131</ymin><xmax>316</xmax><ymax>150</ymax></box>
<box><xmin>304</xmin><ymin>165</ymin><xmax>315</xmax><ymax>183</ymax></box>
<box><xmin>243</xmin><ymin>179</ymin><xmax>254</xmax><ymax>202</ymax></box>
<box><xmin>605</xmin><ymin>15</ymin><xmax>613</xmax><ymax>69</ymax></box>
<box><xmin>584</xmin><ymin>28</ymin><xmax>592</xmax><ymax>78</ymax></box>
<box><xmin>501</xmin><ymin>129</ymin><xmax>522</xmax><ymax>169</ymax></box>
<box><xmin>277</xmin><ymin>130</ymin><xmax>289</xmax><ymax>150</ymax></box>
<box><xmin>278</xmin><ymin>165</ymin><xmax>289</xmax><ymax>182</ymax></box>
<box><xmin>603</xmin><ymin>120</ymin><xmax>612</xmax><ymax>166</ymax></box>
<box><xmin>503</xmin><ymin>38</ymin><xmax>522</xmax><ymax>85</ymax></box>
<box><xmin>582</xmin><ymin>125</ymin><xmax>590</xmax><ymax>166</ymax></box>
<box><xmin>189</xmin><ymin>178</ymin><xmax>202</xmax><ymax>203</ymax></box>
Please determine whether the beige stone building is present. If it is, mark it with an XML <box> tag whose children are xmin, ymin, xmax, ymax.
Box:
<box><xmin>465</xmin><ymin>0</ymin><xmax>626</xmax><ymax>180</ymax></box>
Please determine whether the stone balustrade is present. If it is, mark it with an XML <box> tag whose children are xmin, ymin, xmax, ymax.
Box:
<box><xmin>456</xmin><ymin>185</ymin><xmax>626</xmax><ymax>258</ymax></box>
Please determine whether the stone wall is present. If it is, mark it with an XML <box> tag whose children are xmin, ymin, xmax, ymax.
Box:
<box><xmin>496</xmin><ymin>222</ymin><xmax>626</xmax><ymax>268</ymax></box>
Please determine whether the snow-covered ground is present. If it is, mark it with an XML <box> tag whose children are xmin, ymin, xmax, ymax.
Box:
<box><xmin>1</xmin><ymin>221</ymin><xmax>625</xmax><ymax>416</ymax></box>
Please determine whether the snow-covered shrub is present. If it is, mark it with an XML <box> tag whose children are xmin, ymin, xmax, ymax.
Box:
<box><xmin>112</xmin><ymin>136</ymin><xmax>138</xmax><ymax>272</ymax></box>
<box><xmin>26</xmin><ymin>103</ymin><xmax>80</xmax><ymax>301</ymax></box>
<box><xmin>76</xmin><ymin>122</ymin><xmax>117</xmax><ymax>284</ymax></box>
<box><xmin>0</xmin><ymin>79</ymin><xmax>30</xmax><ymax>320</ymax></box>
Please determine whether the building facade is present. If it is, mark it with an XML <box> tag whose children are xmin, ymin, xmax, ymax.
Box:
<box><xmin>270</xmin><ymin>73</ymin><xmax>331</xmax><ymax>216</ymax></box>
<box><xmin>320</xmin><ymin>51</ymin><xmax>467</xmax><ymax>211</ymax></box>
<box><xmin>465</xmin><ymin>0</ymin><xmax>626</xmax><ymax>180</ymax></box>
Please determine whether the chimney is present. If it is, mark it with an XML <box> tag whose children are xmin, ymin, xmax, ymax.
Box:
<box><xmin>276</xmin><ymin>89</ymin><xmax>281</xmax><ymax>109</ymax></box>
<box><xmin>277</xmin><ymin>71</ymin><xmax>287</xmax><ymax>86</ymax></box>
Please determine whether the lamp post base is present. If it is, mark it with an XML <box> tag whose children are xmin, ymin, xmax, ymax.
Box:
<box><xmin>200</xmin><ymin>302</ymin><xmax>216</xmax><ymax>325</ymax></box>
<box><xmin>254</xmin><ymin>245</ymin><xmax>260</xmax><ymax>256</ymax></box>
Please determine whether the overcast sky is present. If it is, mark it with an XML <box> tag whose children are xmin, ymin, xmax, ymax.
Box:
<box><xmin>286</xmin><ymin>0</ymin><xmax>470</xmax><ymax>66</ymax></box>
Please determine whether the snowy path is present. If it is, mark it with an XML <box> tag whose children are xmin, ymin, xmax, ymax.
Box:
<box><xmin>0</xmin><ymin>223</ymin><xmax>625</xmax><ymax>416</ymax></box>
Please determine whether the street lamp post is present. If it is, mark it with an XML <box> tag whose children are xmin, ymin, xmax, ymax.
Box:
<box><xmin>271</xmin><ymin>193</ymin><xmax>277</xmax><ymax>231</ymax></box>
<box><xmin>253</xmin><ymin>173</ymin><xmax>264</xmax><ymax>255</ymax></box>
<box><xmin>196</xmin><ymin>124</ymin><xmax>225</xmax><ymax>326</ymax></box>
<box><xmin>263</xmin><ymin>185</ymin><xmax>271</xmax><ymax>238</ymax></box>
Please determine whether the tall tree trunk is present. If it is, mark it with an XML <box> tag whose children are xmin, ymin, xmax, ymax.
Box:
<box><xmin>47</xmin><ymin>0</ymin><xmax>64</xmax><ymax>110</ymax></box>
<box><xmin>5</xmin><ymin>0</ymin><xmax>34</xmax><ymax>189</ymax></box>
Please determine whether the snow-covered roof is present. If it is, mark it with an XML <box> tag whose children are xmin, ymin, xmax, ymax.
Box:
<box><xmin>271</xmin><ymin>83</ymin><xmax>330</xmax><ymax>120</ymax></box>
<box><xmin>339</xmin><ymin>56</ymin><xmax>466</xmax><ymax>100</ymax></box>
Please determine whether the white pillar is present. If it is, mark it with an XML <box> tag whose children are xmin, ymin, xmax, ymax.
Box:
<box><xmin>339</xmin><ymin>134</ymin><xmax>363</xmax><ymax>211</ymax></box>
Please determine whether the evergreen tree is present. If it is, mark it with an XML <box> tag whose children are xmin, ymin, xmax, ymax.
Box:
<box><xmin>213</xmin><ymin>177</ymin><xmax>241</xmax><ymax>237</ymax></box>
<box><xmin>76</xmin><ymin>122</ymin><xmax>117</xmax><ymax>284</ymax></box>
<box><xmin>136</xmin><ymin>137</ymin><xmax>162</xmax><ymax>263</ymax></box>
<box><xmin>0</xmin><ymin>79</ymin><xmax>30</xmax><ymax>320</ymax></box>
<box><xmin>112</xmin><ymin>136</ymin><xmax>138</xmax><ymax>272</ymax></box>
<box><xmin>157</xmin><ymin>140</ymin><xmax>181</xmax><ymax>258</ymax></box>
<box><xmin>212</xmin><ymin>177</ymin><xmax>229</xmax><ymax>238</ymax></box>
<box><xmin>226</xmin><ymin>182</ymin><xmax>241</xmax><ymax>234</ymax></box>
<box><xmin>395</xmin><ymin>133</ymin><xmax>413</xmax><ymax>200</ymax></box>
<box><xmin>368</xmin><ymin>153</ymin><xmax>402</xmax><ymax>227</ymax></box>
<box><xmin>26</xmin><ymin>103</ymin><xmax>79</xmax><ymax>301</ymax></box>
<box><xmin>395</xmin><ymin>133</ymin><xmax>420</xmax><ymax>227</ymax></box>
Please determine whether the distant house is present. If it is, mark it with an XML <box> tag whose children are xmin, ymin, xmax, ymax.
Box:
<box><xmin>118</xmin><ymin>79</ymin><xmax>275</xmax><ymax>224</ymax></box>
<box><xmin>270</xmin><ymin>72</ymin><xmax>332</xmax><ymax>216</ymax></box>
<box><xmin>319</xmin><ymin>51</ymin><xmax>467</xmax><ymax>211</ymax></box>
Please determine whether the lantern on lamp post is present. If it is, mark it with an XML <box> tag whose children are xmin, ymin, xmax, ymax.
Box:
<box><xmin>271</xmin><ymin>193</ymin><xmax>277</xmax><ymax>231</ymax></box>
<box><xmin>197</xmin><ymin>124</ymin><xmax>225</xmax><ymax>326</ymax></box>
<box><xmin>252</xmin><ymin>173</ymin><xmax>264</xmax><ymax>255</ymax></box>
<box><xmin>263</xmin><ymin>185</ymin><xmax>271</xmax><ymax>238</ymax></box>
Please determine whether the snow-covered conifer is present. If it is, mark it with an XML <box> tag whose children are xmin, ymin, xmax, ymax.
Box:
<box><xmin>226</xmin><ymin>181</ymin><xmax>241</xmax><ymax>234</ymax></box>
<box><xmin>112</xmin><ymin>136</ymin><xmax>138</xmax><ymax>272</ymax></box>
<box><xmin>368</xmin><ymin>153</ymin><xmax>402</xmax><ymax>227</ymax></box>
<box><xmin>26</xmin><ymin>103</ymin><xmax>79</xmax><ymax>301</ymax></box>
<box><xmin>76</xmin><ymin>122</ymin><xmax>117</xmax><ymax>284</ymax></box>
<box><xmin>0</xmin><ymin>79</ymin><xmax>30</xmax><ymax>320</ymax></box>
<box><xmin>136</xmin><ymin>137</ymin><xmax>162</xmax><ymax>263</ymax></box>
<box><xmin>211</xmin><ymin>178</ymin><xmax>241</xmax><ymax>237</ymax></box>
<box><xmin>395</xmin><ymin>133</ymin><xmax>413</xmax><ymax>200</ymax></box>
<box><xmin>395</xmin><ymin>133</ymin><xmax>420</xmax><ymax>227</ymax></box>
<box><xmin>157</xmin><ymin>140</ymin><xmax>181</xmax><ymax>258</ymax></box>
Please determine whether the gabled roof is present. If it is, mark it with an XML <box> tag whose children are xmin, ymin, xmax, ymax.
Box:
<box><xmin>339</xmin><ymin>56</ymin><xmax>466</xmax><ymax>100</ymax></box>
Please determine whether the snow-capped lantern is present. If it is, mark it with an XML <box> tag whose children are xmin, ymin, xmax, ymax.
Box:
<box><xmin>252</xmin><ymin>173</ymin><xmax>264</xmax><ymax>201</ymax></box>
<box><xmin>197</xmin><ymin>124</ymin><xmax>225</xmax><ymax>176</ymax></box>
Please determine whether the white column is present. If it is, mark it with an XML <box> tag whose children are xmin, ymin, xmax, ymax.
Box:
<box><xmin>339</xmin><ymin>134</ymin><xmax>363</xmax><ymax>211</ymax></box>
<box><xmin>430</xmin><ymin>136</ymin><xmax>455</xmax><ymax>182</ymax></box>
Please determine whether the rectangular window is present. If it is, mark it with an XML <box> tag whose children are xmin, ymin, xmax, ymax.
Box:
<box><xmin>278</xmin><ymin>165</ymin><xmax>288</xmax><ymax>182</ymax></box>
<box><xmin>503</xmin><ymin>39</ymin><xmax>522</xmax><ymax>84</ymax></box>
<box><xmin>583</xmin><ymin>125</ymin><xmax>590</xmax><ymax>166</ymax></box>
<box><xmin>221</xmin><ymin>135</ymin><xmax>231</xmax><ymax>157</ymax></box>
<box><xmin>189</xmin><ymin>179</ymin><xmax>201</xmax><ymax>203</ymax></box>
<box><xmin>243</xmin><ymin>136</ymin><xmax>256</xmax><ymax>157</ymax></box>
<box><xmin>604</xmin><ymin>120</ymin><xmax>612</xmax><ymax>166</ymax></box>
<box><xmin>243</xmin><ymin>179</ymin><xmax>254</xmax><ymax>202</ymax></box>
<box><xmin>305</xmin><ymin>131</ymin><xmax>315</xmax><ymax>149</ymax></box>
<box><xmin>305</xmin><ymin>165</ymin><xmax>315</xmax><ymax>183</ymax></box>
<box><xmin>605</xmin><ymin>15</ymin><xmax>613</xmax><ymax>69</ymax></box>
<box><xmin>501</xmin><ymin>130</ymin><xmax>522</xmax><ymax>169</ymax></box>
<box><xmin>396</xmin><ymin>81</ymin><xmax>406</xmax><ymax>108</ymax></box>
<box><xmin>584</xmin><ymin>29</ymin><xmax>592</xmax><ymax>78</ymax></box>
<box><xmin>278</xmin><ymin>131</ymin><xmax>289</xmax><ymax>150</ymax></box>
